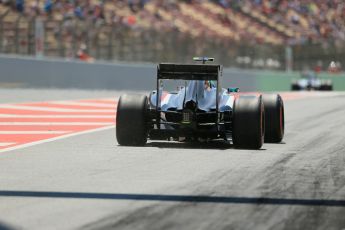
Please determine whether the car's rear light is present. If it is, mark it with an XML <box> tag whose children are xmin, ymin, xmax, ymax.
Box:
<box><xmin>182</xmin><ymin>110</ymin><xmax>193</xmax><ymax>124</ymax></box>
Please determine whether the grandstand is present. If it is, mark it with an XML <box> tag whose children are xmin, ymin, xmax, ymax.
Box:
<box><xmin>0</xmin><ymin>0</ymin><xmax>344</xmax><ymax>70</ymax></box>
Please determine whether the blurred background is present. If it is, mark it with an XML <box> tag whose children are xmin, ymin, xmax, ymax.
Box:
<box><xmin>0</xmin><ymin>0</ymin><xmax>344</xmax><ymax>91</ymax></box>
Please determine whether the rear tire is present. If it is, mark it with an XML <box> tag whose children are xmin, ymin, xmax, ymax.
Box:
<box><xmin>116</xmin><ymin>94</ymin><xmax>148</xmax><ymax>146</ymax></box>
<box><xmin>291</xmin><ymin>84</ymin><xmax>299</xmax><ymax>91</ymax></box>
<box><xmin>262</xmin><ymin>94</ymin><xmax>284</xmax><ymax>143</ymax></box>
<box><xmin>320</xmin><ymin>84</ymin><xmax>327</xmax><ymax>91</ymax></box>
<box><xmin>327</xmin><ymin>84</ymin><xmax>333</xmax><ymax>91</ymax></box>
<box><xmin>232</xmin><ymin>95</ymin><xmax>264</xmax><ymax>149</ymax></box>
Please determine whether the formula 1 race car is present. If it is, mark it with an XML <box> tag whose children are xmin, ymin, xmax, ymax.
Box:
<box><xmin>291</xmin><ymin>71</ymin><xmax>333</xmax><ymax>91</ymax></box>
<box><xmin>116</xmin><ymin>57</ymin><xmax>284</xmax><ymax>149</ymax></box>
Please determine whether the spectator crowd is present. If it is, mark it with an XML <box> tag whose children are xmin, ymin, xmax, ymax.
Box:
<box><xmin>1</xmin><ymin>0</ymin><xmax>344</xmax><ymax>45</ymax></box>
<box><xmin>0</xmin><ymin>0</ymin><xmax>343</xmax><ymax>70</ymax></box>
<box><xmin>243</xmin><ymin>0</ymin><xmax>345</xmax><ymax>44</ymax></box>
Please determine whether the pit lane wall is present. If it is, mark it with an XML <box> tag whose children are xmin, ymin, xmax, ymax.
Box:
<box><xmin>0</xmin><ymin>55</ymin><xmax>259</xmax><ymax>91</ymax></box>
<box><xmin>0</xmin><ymin>55</ymin><xmax>344</xmax><ymax>91</ymax></box>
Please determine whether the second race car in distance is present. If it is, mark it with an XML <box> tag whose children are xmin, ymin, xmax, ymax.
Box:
<box><xmin>291</xmin><ymin>70</ymin><xmax>333</xmax><ymax>91</ymax></box>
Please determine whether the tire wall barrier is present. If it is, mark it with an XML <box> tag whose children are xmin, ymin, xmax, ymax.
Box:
<box><xmin>1</xmin><ymin>55</ymin><xmax>344</xmax><ymax>91</ymax></box>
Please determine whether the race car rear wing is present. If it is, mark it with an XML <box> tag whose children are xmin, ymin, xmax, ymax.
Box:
<box><xmin>157</xmin><ymin>63</ymin><xmax>222</xmax><ymax>80</ymax></box>
<box><xmin>155</xmin><ymin>63</ymin><xmax>223</xmax><ymax>130</ymax></box>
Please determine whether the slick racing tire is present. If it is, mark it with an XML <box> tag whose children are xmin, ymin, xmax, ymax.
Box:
<box><xmin>262</xmin><ymin>94</ymin><xmax>284</xmax><ymax>143</ymax></box>
<box><xmin>329</xmin><ymin>84</ymin><xmax>333</xmax><ymax>91</ymax></box>
<box><xmin>232</xmin><ymin>95</ymin><xmax>264</xmax><ymax>149</ymax></box>
<box><xmin>320</xmin><ymin>82</ymin><xmax>333</xmax><ymax>91</ymax></box>
<box><xmin>291</xmin><ymin>84</ymin><xmax>300</xmax><ymax>91</ymax></box>
<box><xmin>116</xmin><ymin>94</ymin><xmax>148</xmax><ymax>146</ymax></box>
<box><xmin>325</xmin><ymin>84</ymin><xmax>333</xmax><ymax>91</ymax></box>
<box><xmin>320</xmin><ymin>84</ymin><xmax>328</xmax><ymax>91</ymax></box>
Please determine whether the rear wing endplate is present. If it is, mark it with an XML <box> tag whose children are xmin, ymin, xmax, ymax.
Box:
<box><xmin>157</xmin><ymin>63</ymin><xmax>222</xmax><ymax>80</ymax></box>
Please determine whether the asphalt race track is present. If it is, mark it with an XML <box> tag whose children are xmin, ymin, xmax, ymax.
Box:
<box><xmin>0</xmin><ymin>89</ymin><xmax>345</xmax><ymax>230</ymax></box>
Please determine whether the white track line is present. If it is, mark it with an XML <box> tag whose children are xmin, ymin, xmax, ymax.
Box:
<box><xmin>0</xmin><ymin>114</ymin><xmax>115</xmax><ymax>118</ymax></box>
<box><xmin>0</xmin><ymin>142</ymin><xmax>16</xmax><ymax>147</ymax></box>
<box><xmin>0</xmin><ymin>122</ymin><xmax>114</xmax><ymax>126</ymax></box>
<box><xmin>51</xmin><ymin>101</ymin><xmax>116</xmax><ymax>108</ymax></box>
<box><xmin>91</xmin><ymin>98</ymin><xmax>117</xmax><ymax>102</ymax></box>
<box><xmin>0</xmin><ymin>125</ymin><xmax>115</xmax><ymax>153</ymax></box>
<box><xmin>0</xmin><ymin>105</ymin><xmax>114</xmax><ymax>113</ymax></box>
<box><xmin>0</xmin><ymin>131</ymin><xmax>70</xmax><ymax>134</ymax></box>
